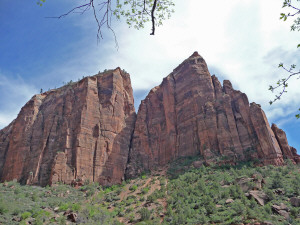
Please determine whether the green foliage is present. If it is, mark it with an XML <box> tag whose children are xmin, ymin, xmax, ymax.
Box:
<box><xmin>129</xmin><ymin>184</ymin><xmax>138</xmax><ymax>192</ymax></box>
<box><xmin>271</xmin><ymin>172</ymin><xmax>284</xmax><ymax>189</ymax></box>
<box><xmin>0</xmin><ymin>200</ymin><xmax>8</xmax><ymax>214</ymax></box>
<box><xmin>113</xmin><ymin>0</ymin><xmax>175</xmax><ymax>31</ymax></box>
<box><xmin>59</xmin><ymin>203</ymin><xmax>69</xmax><ymax>211</ymax></box>
<box><xmin>167</xmin><ymin>155</ymin><xmax>201</xmax><ymax>179</ymax></box>
<box><xmin>71</xmin><ymin>203</ymin><xmax>81</xmax><ymax>211</ymax></box>
<box><xmin>0</xmin><ymin>161</ymin><xmax>299</xmax><ymax>224</ymax></box>
<box><xmin>139</xmin><ymin>207</ymin><xmax>151</xmax><ymax>221</ymax></box>
<box><xmin>21</xmin><ymin>211</ymin><xmax>32</xmax><ymax>220</ymax></box>
<box><xmin>36</xmin><ymin>0</ymin><xmax>46</xmax><ymax>7</ymax></box>
<box><xmin>165</xmin><ymin>163</ymin><xmax>300</xmax><ymax>224</ymax></box>
<box><xmin>269</xmin><ymin>0</ymin><xmax>300</xmax><ymax>117</ymax></box>
<box><xmin>0</xmin><ymin>181</ymin><xmax>120</xmax><ymax>224</ymax></box>
<box><xmin>141</xmin><ymin>187</ymin><xmax>149</xmax><ymax>194</ymax></box>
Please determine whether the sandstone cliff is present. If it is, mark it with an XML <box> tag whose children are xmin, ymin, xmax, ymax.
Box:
<box><xmin>125</xmin><ymin>52</ymin><xmax>299</xmax><ymax>178</ymax></box>
<box><xmin>0</xmin><ymin>52</ymin><xmax>298</xmax><ymax>186</ymax></box>
<box><xmin>0</xmin><ymin>68</ymin><xmax>136</xmax><ymax>186</ymax></box>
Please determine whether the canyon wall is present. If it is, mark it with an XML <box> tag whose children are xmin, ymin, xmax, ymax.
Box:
<box><xmin>125</xmin><ymin>52</ymin><xmax>299</xmax><ymax>178</ymax></box>
<box><xmin>0</xmin><ymin>52</ymin><xmax>298</xmax><ymax>185</ymax></box>
<box><xmin>0</xmin><ymin>68</ymin><xmax>136</xmax><ymax>186</ymax></box>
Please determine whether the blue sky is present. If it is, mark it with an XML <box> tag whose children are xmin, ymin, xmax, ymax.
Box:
<box><xmin>0</xmin><ymin>0</ymin><xmax>299</xmax><ymax>150</ymax></box>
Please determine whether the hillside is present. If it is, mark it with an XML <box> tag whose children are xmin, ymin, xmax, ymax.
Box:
<box><xmin>0</xmin><ymin>159</ymin><xmax>299</xmax><ymax>224</ymax></box>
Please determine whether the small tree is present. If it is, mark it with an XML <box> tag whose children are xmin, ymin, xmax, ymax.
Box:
<box><xmin>271</xmin><ymin>172</ymin><xmax>283</xmax><ymax>189</ymax></box>
<box><xmin>139</xmin><ymin>207</ymin><xmax>150</xmax><ymax>221</ymax></box>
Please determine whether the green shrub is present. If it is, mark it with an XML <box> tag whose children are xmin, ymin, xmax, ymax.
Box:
<box><xmin>271</xmin><ymin>172</ymin><xmax>283</xmax><ymax>189</ymax></box>
<box><xmin>21</xmin><ymin>211</ymin><xmax>32</xmax><ymax>220</ymax></box>
<box><xmin>147</xmin><ymin>194</ymin><xmax>156</xmax><ymax>203</ymax></box>
<box><xmin>59</xmin><ymin>203</ymin><xmax>69</xmax><ymax>211</ymax></box>
<box><xmin>139</xmin><ymin>207</ymin><xmax>151</xmax><ymax>221</ymax></box>
<box><xmin>125</xmin><ymin>207</ymin><xmax>134</xmax><ymax>213</ymax></box>
<box><xmin>71</xmin><ymin>203</ymin><xmax>81</xmax><ymax>211</ymax></box>
<box><xmin>129</xmin><ymin>185</ymin><xmax>138</xmax><ymax>192</ymax></box>
<box><xmin>141</xmin><ymin>187</ymin><xmax>149</xmax><ymax>195</ymax></box>
<box><xmin>0</xmin><ymin>202</ymin><xmax>8</xmax><ymax>214</ymax></box>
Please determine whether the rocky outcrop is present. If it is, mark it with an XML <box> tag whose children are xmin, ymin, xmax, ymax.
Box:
<box><xmin>0</xmin><ymin>68</ymin><xmax>136</xmax><ymax>186</ymax></box>
<box><xmin>272</xmin><ymin>203</ymin><xmax>290</xmax><ymax>219</ymax></box>
<box><xmin>248</xmin><ymin>190</ymin><xmax>269</xmax><ymax>206</ymax></box>
<box><xmin>125</xmin><ymin>52</ymin><xmax>298</xmax><ymax>178</ymax></box>
<box><xmin>0</xmin><ymin>51</ymin><xmax>298</xmax><ymax>186</ymax></box>
<box><xmin>0</xmin><ymin>121</ymin><xmax>14</xmax><ymax>179</ymax></box>
<box><xmin>271</xmin><ymin>124</ymin><xmax>300</xmax><ymax>164</ymax></box>
<box><xmin>290</xmin><ymin>197</ymin><xmax>300</xmax><ymax>207</ymax></box>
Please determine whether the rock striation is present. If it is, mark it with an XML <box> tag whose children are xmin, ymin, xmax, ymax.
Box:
<box><xmin>0</xmin><ymin>68</ymin><xmax>136</xmax><ymax>186</ymax></box>
<box><xmin>125</xmin><ymin>52</ymin><xmax>299</xmax><ymax>178</ymax></box>
<box><xmin>0</xmin><ymin>52</ymin><xmax>299</xmax><ymax>185</ymax></box>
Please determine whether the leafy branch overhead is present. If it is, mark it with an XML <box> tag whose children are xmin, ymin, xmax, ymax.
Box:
<box><xmin>269</xmin><ymin>63</ymin><xmax>300</xmax><ymax>118</ymax></box>
<box><xmin>37</xmin><ymin>0</ymin><xmax>175</xmax><ymax>44</ymax></box>
<box><xmin>269</xmin><ymin>0</ymin><xmax>300</xmax><ymax>118</ymax></box>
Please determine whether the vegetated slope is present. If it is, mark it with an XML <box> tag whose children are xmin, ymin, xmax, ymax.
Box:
<box><xmin>0</xmin><ymin>158</ymin><xmax>299</xmax><ymax>224</ymax></box>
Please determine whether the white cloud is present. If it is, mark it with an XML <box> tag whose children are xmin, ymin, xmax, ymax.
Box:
<box><xmin>1</xmin><ymin>0</ymin><xmax>299</xmax><ymax>132</ymax></box>
<box><xmin>0</xmin><ymin>73</ymin><xmax>37</xmax><ymax>129</ymax></box>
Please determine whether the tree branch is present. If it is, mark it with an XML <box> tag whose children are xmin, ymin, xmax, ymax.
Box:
<box><xmin>150</xmin><ymin>0</ymin><xmax>158</xmax><ymax>35</ymax></box>
<box><xmin>269</xmin><ymin>64</ymin><xmax>300</xmax><ymax>104</ymax></box>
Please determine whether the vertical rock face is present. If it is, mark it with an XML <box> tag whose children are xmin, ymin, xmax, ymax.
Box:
<box><xmin>271</xmin><ymin>124</ymin><xmax>300</xmax><ymax>164</ymax></box>
<box><xmin>126</xmin><ymin>52</ymin><xmax>298</xmax><ymax>178</ymax></box>
<box><xmin>0</xmin><ymin>68</ymin><xmax>136</xmax><ymax>186</ymax></box>
<box><xmin>0</xmin><ymin>51</ymin><xmax>298</xmax><ymax>186</ymax></box>
<box><xmin>0</xmin><ymin>121</ymin><xmax>14</xmax><ymax>179</ymax></box>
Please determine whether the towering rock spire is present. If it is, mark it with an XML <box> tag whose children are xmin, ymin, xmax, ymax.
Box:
<box><xmin>125</xmin><ymin>52</ymin><xmax>298</xmax><ymax>178</ymax></box>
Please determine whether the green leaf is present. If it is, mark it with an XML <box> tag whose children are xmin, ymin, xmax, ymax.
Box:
<box><xmin>297</xmin><ymin>44</ymin><xmax>300</xmax><ymax>48</ymax></box>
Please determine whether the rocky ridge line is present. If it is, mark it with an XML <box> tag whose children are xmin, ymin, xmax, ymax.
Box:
<box><xmin>0</xmin><ymin>52</ymin><xmax>299</xmax><ymax>186</ymax></box>
<box><xmin>125</xmin><ymin>52</ymin><xmax>299</xmax><ymax>178</ymax></box>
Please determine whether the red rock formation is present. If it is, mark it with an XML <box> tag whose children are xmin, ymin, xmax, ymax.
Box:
<box><xmin>126</xmin><ymin>52</ymin><xmax>297</xmax><ymax>178</ymax></box>
<box><xmin>0</xmin><ymin>51</ymin><xmax>298</xmax><ymax>185</ymax></box>
<box><xmin>0</xmin><ymin>121</ymin><xmax>14</xmax><ymax>179</ymax></box>
<box><xmin>271</xmin><ymin>124</ymin><xmax>300</xmax><ymax>164</ymax></box>
<box><xmin>0</xmin><ymin>68</ymin><xmax>135</xmax><ymax>186</ymax></box>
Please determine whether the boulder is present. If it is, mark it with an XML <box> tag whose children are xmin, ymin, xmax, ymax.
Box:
<box><xmin>290</xmin><ymin>197</ymin><xmax>300</xmax><ymax>207</ymax></box>
<box><xmin>272</xmin><ymin>203</ymin><xmax>290</xmax><ymax>219</ymax></box>
<box><xmin>249</xmin><ymin>190</ymin><xmax>268</xmax><ymax>206</ymax></box>
<box><xmin>236</xmin><ymin>176</ymin><xmax>262</xmax><ymax>192</ymax></box>
<box><xmin>192</xmin><ymin>161</ymin><xmax>204</xmax><ymax>168</ymax></box>
<box><xmin>225</xmin><ymin>199</ymin><xmax>234</xmax><ymax>204</ymax></box>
